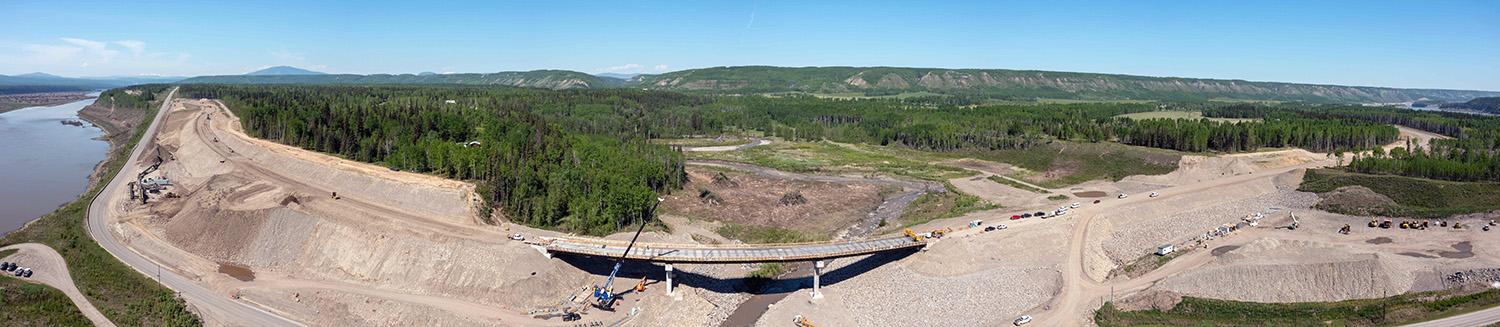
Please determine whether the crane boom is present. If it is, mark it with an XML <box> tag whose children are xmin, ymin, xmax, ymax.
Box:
<box><xmin>592</xmin><ymin>199</ymin><xmax>662</xmax><ymax>309</ymax></box>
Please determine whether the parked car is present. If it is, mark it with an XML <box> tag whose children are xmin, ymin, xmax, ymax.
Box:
<box><xmin>1010</xmin><ymin>215</ymin><xmax>1022</xmax><ymax>220</ymax></box>
<box><xmin>13</xmin><ymin>268</ymin><xmax>23</xmax><ymax>277</ymax></box>
<box><xmin>984</xmin><ymin>226</ymin><xmax>996</xmax><ymax>232</ymax></box>
<box><xmin>1149</xmin><ymin>192</ymin><xmax>1160</xmax><ymax>198</ymax></box>
<box><xmin>1118</xmin><ymin>193</ymin><xmax>1128</xmax><ymax>199</ymax></box>
<box><xmin>1034</xmin><ymin>211</ymin><xmax>1046</xmax><ymax>217</ymax></box>
<box><xmin>22</xmin><ymin>269</ymin><xmax>32</xmax><ymax>278</ymax></box>
<box><xmin>509</xmin><ymin>233</ymin><xmax>525</xmax><ymax>241</ymax></box>
<box><xmin>1093</xmin><ymin>199</ymin><xmax>1101</xmax><ymax>204</ymax></box>
<box><xmin>0</xmin><ymin>262</ymin><xmax>9</xmax><ymax>271</ymax></box>
<box><xmin>1071</xmin><ymin>202</ymin><xmax>1081</xmax><ymax>208</ymax></box>
<box><xmin>1014</xmin><ymin>315</ymin><xmax>1033</xmax><ymax>325</ymax></box>
<box><xmin>995</xmin><ymin>224</ymin><xmax>1008</xmax><ymax>230</ymax></box>
<box><xmin>1020</xmin><ymin>213</ymin><xmax>1032</xmax><ymax>218</ymax></box>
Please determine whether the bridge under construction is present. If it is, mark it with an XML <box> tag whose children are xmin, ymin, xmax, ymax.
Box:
<box><xmin>528</xmin><ymin>235</ymin><xmax>928</xmax><ymax>298</ymax></box>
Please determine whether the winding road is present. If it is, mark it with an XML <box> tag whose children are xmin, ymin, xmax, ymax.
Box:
<box><xmin>1</xmin><ymin>243</ymin><xmax>115</xmax><ymax>327</ymax></box>
<box><xmin>85</xmin><ymin>87</ymin><xmax>300</xmax><ymax>326</ymax></box>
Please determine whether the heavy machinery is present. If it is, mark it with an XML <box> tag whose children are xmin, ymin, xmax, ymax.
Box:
<box><xmin>1368</xmin><ymin>220</ymin><xmax>1378</xmax><ymax>228</ymax></box>
<box><xmin>134</xmin><ymin>148</ymin><xmax>165</xmax><ymax>204</ymax></box>
<box><xmin>1286</xmin><ymin>211</ymin><xmax>1300</xmax><ymax>230</ymax></box>
<box><xmin>591</xmin><ymin>198</ymin><xmax>663</xmax><ymax>310</ymax></box>
<box><xmin>1339</xmin><ymin>224</ymin><xmax>1351</xmax><ymax>235</ymax></box>
<box><xmin>793</xmin><ymin>315</ymin><xmax>817</xmax><ymax>327</ymax></box>
<box><xmin>1380</xmin><ymin>220</ymin><xmax>1393</xmax><ymax>229</ymax></box>
<box><xmin>904</xmin><ymin>228</ymin><xmax>924</xmax><ymax>242</ymax></box>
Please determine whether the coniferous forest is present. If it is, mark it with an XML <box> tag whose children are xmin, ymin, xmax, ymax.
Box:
<box><xmin>178</xmin><ymin>84</ymin><xmax>1497</xmax><ymax>234</ymax></box>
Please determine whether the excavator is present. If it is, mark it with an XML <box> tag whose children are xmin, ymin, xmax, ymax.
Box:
<box><xmin>591</xmin><ymin>198</ymin><xmax>663</xmax><ymax>310</ymax></box>
<box><xmin>793</xmin><ymin>315</ymin><xmax>817</xmax><ymax>327</ymax></box>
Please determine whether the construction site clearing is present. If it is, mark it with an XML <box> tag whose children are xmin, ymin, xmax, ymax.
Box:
<box><xmin>103</xmin><ymin>98</ymin><xmax>1499</xmax><ymax>327</ymax></box>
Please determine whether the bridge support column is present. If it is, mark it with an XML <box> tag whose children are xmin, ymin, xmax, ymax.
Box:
<box><xmin>811</xmin><ymin>260</ymin><xmax>825</xmax><ymax>300</ymax></box>
<box><xmin>665</xmin><ymin>264</ymin><xmax>675</xmax><ymax>296</ymax></box>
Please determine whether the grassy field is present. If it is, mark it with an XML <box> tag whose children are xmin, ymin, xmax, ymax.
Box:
<box><xmin>988</xmin><ymin>175</ymin><xmax>1050</xmax><ymax>193</ymax></box>
<box><xmin>1300</xmin><ymin>169</ymin><xmax>1500</xmax><ymax>218</ymax></box>
<box><xmin>961</xmin><ymin>142</ymin><xmax>1181</xmax><ymax>189</ymax></box>
<box><xmin>1116</xmin><ymin>110</ymin><xmax>1261</xmax><ymax>123</ymax></box>
<box><xmin>652</xmin><ymin>137</ymin><xmax>756</xmax><ymax>147</ymax></box>
<box><xmin>687</xmin><ymin>140</ymin><xmax>972</xmax><ymax>181</ymax></box>
<box><xmin>0</xmin><ymin>278</ymin><xmax>93</xmax><ymax>327</ymax></box>
<box><xmin>1096</xmin><ymin>289</ymin><xmax>1500</xmax><ymax>327</ymax></box>
<box><xmin>716</xmin><ymin>223</ymin><xmax>821</xmax><ymax>244</ymax></box>
<box><xmin>0</xmin><ymin>95</ymin><xmax>202</xmax><ymax>326</ymax></box>
<box><xmin>893</xmin><ymin>184</ymin><xmax>999</xmax><ymax>230</ymax></box>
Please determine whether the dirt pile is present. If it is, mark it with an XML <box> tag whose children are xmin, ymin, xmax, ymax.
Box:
<box><xmin>1114</xmin><ymin>290</ymin><xmax>1184</xmax><ymax>312</ymax></box>
<box><xmin>1315</xmin><ymin>186</ymin><xmax>1397</xmax><ymax>215</ymax></box>
<box><xmin>1157</xmin><ymin>238</ymin><xmax>1407</xmax><ymax>302</ymax></box>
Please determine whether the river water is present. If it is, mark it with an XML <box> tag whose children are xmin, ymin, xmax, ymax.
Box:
<box><xmin>0</xmin><ymin>95</ymin><xmax>107</xmax><ymax>235</ymax></box>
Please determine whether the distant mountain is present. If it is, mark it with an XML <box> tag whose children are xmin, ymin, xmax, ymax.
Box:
<box><xmin>0</xmin><ymin>73</ymin><xmax>179</xmax><ymax>95</ymax></box>
<box><xmin>630</xmin><ymin>66</ymin><xmax>1500</xmax><ymax>103</ymax></box>
<box><xmin>180</xmin><ymin>70</ymin><xmax>624</xmax><ymax>90</ymax></box>
<box><xmin>246</xmin><ymin>66</ymin><xmax>326</xmax><ymax>76</ymax></box>
<box><xmin>418</xmin><ymin>71</ymin><xmax>438</xmax><ymax>76</ymax></box>
<box><xmin>1441</xmin><ymin>97</ymin><xmax>1500</xmax><ymax>114</ymax></box>
<box><xmin>595</xmin><ymin>72</ymin><xmax>642</xmax><ymax>80</ymax></box>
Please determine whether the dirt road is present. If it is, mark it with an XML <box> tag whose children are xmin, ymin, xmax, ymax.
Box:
<box><xmin>1031</xmin><ymin>157</ymin><xmax>1336</xmax><ymax>326</ymax></box>
<box><xmin>1</xmin><ymin>243</ymin><xmax>116</xmax><ymax>327</ymax></box>
<box><xmin>84</xmin><ymin>87</ymin><xmax>302</xmax><ymax>326</ymax></box>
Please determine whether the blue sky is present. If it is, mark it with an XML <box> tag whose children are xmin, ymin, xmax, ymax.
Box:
<box><xmin>2</xmin><ymin>0</ymin><xmax>1496</xmax><ymax>90</ymax></box>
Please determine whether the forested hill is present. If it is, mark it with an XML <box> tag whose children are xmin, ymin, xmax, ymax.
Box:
<box><xmin>629</xmin><ymin>66</ymin><xmax>1500</xmax><ymax>103</ymax></box>
<box><xmin>1441</xmin><ymin>97</ymin><xmax>1500</xmax><ymax>114</ymax></box>
<box><xmin>179</xmin><ymin>70</ymin><xmax>624</xmax><ymax>90</ymax></box>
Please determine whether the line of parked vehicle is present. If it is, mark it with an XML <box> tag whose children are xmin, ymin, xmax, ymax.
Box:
<box><xmin>1</xmin><ymin>261</ymin><xmax>34</xmax><ymax>278</ymax></box>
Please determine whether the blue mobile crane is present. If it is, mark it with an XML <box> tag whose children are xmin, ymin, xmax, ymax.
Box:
<box><xmin>591</xmin><ymin>198</ymin><xmax>662</xmax><ymax>310</ymax></box>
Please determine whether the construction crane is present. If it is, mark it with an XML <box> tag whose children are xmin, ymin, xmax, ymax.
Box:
<box><xmin>591</xmin><ymin>198</ymin><xmax>663</xmax><ymax>310</ymax></box>
<box><xmin>136</xmin><ymin>148</ymin><xmax>165</xmax><ymax>204</ymax></box>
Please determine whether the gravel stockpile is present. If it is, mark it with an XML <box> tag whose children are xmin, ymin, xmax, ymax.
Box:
<box><xmin>1098</xmin><ymin>187</ymin><xmax>1318</xmax><ymax>266</ymax></box>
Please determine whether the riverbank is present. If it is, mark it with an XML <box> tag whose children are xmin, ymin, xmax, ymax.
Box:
<box><xmin>0</xmin><ymin>91</ymin><xmax>94</xmax><ymax>114</ymax></box>
<box><xmin>0</xmin><ymin>85</ymin><xmax>202</xmax><ymax>326</ymax></box>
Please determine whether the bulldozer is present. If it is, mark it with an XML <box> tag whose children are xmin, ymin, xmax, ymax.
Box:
<box><xmin>1380</xmin><ymin>220</ymin><xmax>1393</xmax><ymax>229</ymax></box>
<box><xmin>1368</xmin><ymin>220</ymin><xmax>1378</xmax><ymax>228</ymax></box>
<box><xmin>1339</xmin><ymin>224</ymin><xmax>1351</xmax><ymax>235</ymax></box>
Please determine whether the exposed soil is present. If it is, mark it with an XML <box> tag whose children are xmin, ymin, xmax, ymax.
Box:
<box><xmin>1399</xmin><ymin>252</ymin><xmax>1437</xmax><ymax>258</ymax></box>
<box><xmin>661</xmin><ymin>167</ymin><xmax>884</xmax><ymax>236</ymax></box>
<box><xmin>1316</xmin><ymin>186</ymin><xmax>1397</xmax><ymax>215</ymax></box>
<box><xmin>1073</xmin><ymin>191</ymin><xmax>1108</xmax><ymax>198</ymax></box>
<box><xmin>1211</xmin><ymin>245</ymin><xmax>1240</xmax><ymax>256</ymax></box>
<box><xmin>1367</xmin><ymin>237</ymin><xmax>1394</xmax><ymax>244</ymax></box>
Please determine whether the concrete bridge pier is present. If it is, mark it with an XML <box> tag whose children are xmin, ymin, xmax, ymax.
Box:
<box><xmin>811</xmin><ymin>260</ymin><xmax>826</xmax><ymax>300</ymax></box>
<box><xmin>665</xmin><ymin>264</ymin><xmax>675</xmax><ymax>296</ymax></box>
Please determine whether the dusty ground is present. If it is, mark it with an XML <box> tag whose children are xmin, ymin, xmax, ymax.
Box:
<box><xmin>660</xmin><ymin>166</ymin><xmax>885</xmax><ymax>237</ymax></box>
<box><xmin>106</xmin><ymin>99</ymin><xmax>734</xmax><ymax>326</ymax></box>
<box><xmin>754</xmin><ymin>134</ymin><xmax>1499</xmax><ymax>327</ymax></box>
<box><xmin>0</xmin><ymin>243</ymin><xmax>115</xmax><ymax>327</ymax></box>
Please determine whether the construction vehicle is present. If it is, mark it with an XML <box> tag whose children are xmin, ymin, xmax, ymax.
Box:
<box><xmin>793</xmin><ymin>315</ymin><xmax>817</xmax><ymax>327</ymax></box>
<box><xmin>1380</xmin><ymin>220</ymin><xmax>1392</xmax><ymax>229</ymax></box>
<box><xmin>1368</xmin><ymin>220</ymin><xmax>1378</xmax><ymax>228</ymax></box>
<box><xmin>634</xmin><ymin>275</ymin><xmax>648</xmax><ymax>293</ymax></box>
<box><xmin>1400</xmin><ymin>221</ymin><xmax>1410</xmax><ymax>229</ymax></box>
<box><xmin>134</xmin><ymin>148</ymin><xmax>165</xmax><ymax>204</ymax></box>
<box><xmin>1339</xmin><ymin>224</ymin><xmax>1351</xmax><ymax>235</ymax></box>
<box><xmin>1286</xmin><ymin>211</ymin><xmax>1300</xmax><ymax>230</ymax></box>
<box><xmin>591</xmin><ymin>198</ymin><xmax>663</xmax><ymax>310</ymax></box>
<box><xmin>904</xmin><ymin>228</ymin><xmax>924</xmax><ymax>242</ymax></box>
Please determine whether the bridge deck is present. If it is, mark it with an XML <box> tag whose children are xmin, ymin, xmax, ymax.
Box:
<box><xmin>536</xmin><ymin>236</ymin><xmax>926</xmax><ymax>263</ymax></box>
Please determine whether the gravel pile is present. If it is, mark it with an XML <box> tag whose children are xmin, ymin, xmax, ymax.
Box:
<box><xmin>1442</xmin><ymin>268</ymin><xmax>1500</xmax><ymax>289</ymax></box>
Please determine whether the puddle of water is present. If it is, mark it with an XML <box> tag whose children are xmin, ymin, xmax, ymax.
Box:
<box><xmin>1073</xmin><ymin>191</ymin><xmax>1108</xmax><ymax>198</ymax></box>
<box><xmin>1211</xmin><ymin>245</ymin><xmax>1240</xmax><ymax>256</ymax></box>
<box><xmin>1365</xmin><ymin>237</ymin><xmax>1393</xmax><ymax>244</ymax></box>
<box><xmin>218</xmin><ymin>262</ymin><xmax>256</xmax><ymax>281</ymax></box>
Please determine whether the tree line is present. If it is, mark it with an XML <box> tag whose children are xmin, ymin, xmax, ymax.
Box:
<box><xmin>179</xmin><ymin>85</ymin><xmax>689</xmax><ymax>235</ymax></box>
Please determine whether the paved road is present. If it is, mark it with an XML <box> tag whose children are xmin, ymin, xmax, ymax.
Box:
<box><xmin>1</xmin><ymin>243</ymin><xmax>116</xmax><ymax>327</ymax></box>
<box><xmin>1401</xmin><ymin>306</ymin><xmax>1500</xmax><ymax>327</ymax></box>
<box><xmin>85</xmin><ymin>88</ymin><xmax>301</xmax><ymax>327</ymax></box>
